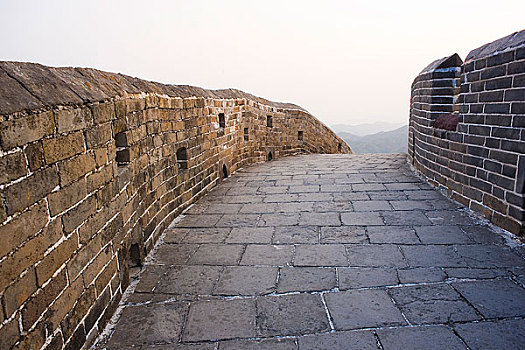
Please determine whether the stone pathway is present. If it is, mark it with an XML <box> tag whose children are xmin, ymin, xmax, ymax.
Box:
<box><xmin>98</xmin><ymin>154</ymin><xmax>525</xmax><ymax>349</ymax></box>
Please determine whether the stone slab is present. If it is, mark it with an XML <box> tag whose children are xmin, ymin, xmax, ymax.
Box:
<box><xmin>325</xmin><ymin>289</ymin><xmax>406</xmax><ymax>330</ymax></box>
<box><xmin>256</xmin><ymin>294</ymin><xmax>329</xmax><ymax>336</ymax></box>
<box><xmin>183</xmin><ymin>299</ymin><xmax>256</xmax><ymax>341</ymax></box>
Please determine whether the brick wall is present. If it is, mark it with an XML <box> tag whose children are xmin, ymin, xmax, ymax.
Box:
<box><xmin>0</xmin><ymin>61</ymin><xmax>351</xmax><ymax>350</ymax></box>
<box><xmin>409</xmin><ymin>30</ymin><xmax>525</xmax><ymax>237</ymax></box>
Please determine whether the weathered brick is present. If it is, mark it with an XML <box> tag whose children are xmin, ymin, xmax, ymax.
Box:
<box><xmin>95</xmin><ymin>257</ymin><xmax>117</xmax><ymax>295</ymax></box>
<box><xmin>43</xmin><ymin>131</ymin><xmax>85</xmax><ymax>164</ymax></box>
<box><xmin>508</xmin><ymin>60</ymin><xmax>525</xmax><ymax>75</ymax></box>
<box><xmin>483</xmin><ymin>193</ymin><xmax>507</xmax><ymax>213</ymax></box>
<box><xmin>4</xmin><ymin>165</ymin><xmax>58</xmax><ymax>215</ymax></box>
<box><xmin>0</xmin><ymin>151</ymin><xmax>27</xmax><ymax>185</ymax></box>
<box><xmin>43</xmin><ymin>276</ymin><xmax>84</xmax><ymax>332</ymax></box>
<box><xmin>86</xmin><ymin>165</ymin><xmax>113</xmax><ymax>192</ymax></box>
<box><xmin>67</xmin><ymin>235</ymin><xmax>103</xmax><ymax>281</ymax></box>
<box><xmin>55</xmin><ymin>107</ymin><xmax>92</xmax><ymax>134</ymax></box>
<box><xmin>83</xmin><ymin>245</ymin><xmax>113</xmax><ymax>287</ymax></box>
<box><xmin>0</xmin><ymin>315</ymin><xmax>20</xmax><ymax>350</ymax></box>
<box><xmin>85</xmin><ymin>122</ymin><xmax>112</xmax><ymax>148</ymax></box>
<box><xmin>90</xmin><ymin>102</ymin><xmax>115</xmax><ymax>124</ymax></box>
<box><xmin>59</xmin><ymin>153</ymin><xmax>96</xmax><ymax>186</ymax></box>
<box><xmin>511</xmin><ymin>103</ymin><xmax>525</xmax><ymax>114</ymax></box>
<box><xmin>0</xmin><ymin>111</ymin><xmax>54</xmax><ymax>150</ymax></box>
<box><xmin>61</xmin><ymin>286</ymin><xmax>96</xmax><ymax>340</ymax></box>
<box><xmin>48</xmin><ymin>179</ymin><xmax>87</xmax><ymax>216</ymax></box>
<box><xmin>93</xmin><ymin>147</ymin><xmax>108</xmax><ymax>167</ymax></box>
<box><xmin>0</xmin><ymin>201</ymin><xmax>48</xmax><ymax>260</ymax></box>
<box><xmin>62</xmin><ymin>196</ymin><xmax>96</xmax><ymax>233</ymax></box>
<box><xmin>64</xmin><ymin>323</ymin><xmax>86</xmax><ymax>350</ymax></box>
<box><xmin>3</xmin><ymin>268</ymin><xmax>38</xmax><ymax>317</ymax></box>
<box><xmin>24</xmin><ymin>141</ymin><xmax>44</xmax><ymax>171</ymax></box>
<box><xmin>84</xmin><ymin>287</ymin><xmax>111</xmax><ymax>333</ymax></box>
<box><xmin>36</xmin><ymin>232</ymin><xmax>78</xmax><ymax>284</ymax></box>
<box><xmin>21</xmin><ymin>270</ymin><xmax>67</xmax><ymax>330</ymax></box>
<box><xmin>12</xmin><ymin>321</ymin><xmax>46</xmax><ymax>350</ymax></box>
<box><xmin>0</xmin><ymin>218</ymin><xmax>62</xmax><ymax>295</ymax></box>
<box><xmin>480</xmin><ymin>65</ymin><xmax>506</xmax><ymax>80</ymax></box>
<box><xmin>492</xmin><ymin>212</ymin><xmax>521</xmax><ymax>234</ymax></box>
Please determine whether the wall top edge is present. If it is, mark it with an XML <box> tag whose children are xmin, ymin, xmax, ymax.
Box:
<box><xmin>0</xmin><ymin>61</ymin><xmax>307</xmax><ymax>116</ymax></box>
<box><xmin>465</xmin><ymin>29</ymin><xmax>525</xmax><ymax>63</ymax></box>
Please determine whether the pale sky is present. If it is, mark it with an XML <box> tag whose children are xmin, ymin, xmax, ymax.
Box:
<box><xmin>0</xmin><ymin>0</ymin><xmax>524</xmax><ymax>126</ymax></box>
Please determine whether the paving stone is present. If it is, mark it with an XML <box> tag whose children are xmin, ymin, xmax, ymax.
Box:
<box><xmin>325</xmin><ymin>289</ymin><xmax>405</xmax><ymax>330</ymax></box>
<box><xmin>256</xmin><ymin>294</ymin><xmax>329</xmax><ymax>336</ymax></box>
<box><xmin>425</xmin><ymin>210</ymin><xmax>474</xmax><ymax>225</ymax></box>
<box><xmin>454</xmin><ymin>319</ymin><xmax>525</xmax><ymax>350</ymax></box>
<box><xmin>241</xmin><ymin>245</ymin><xmax>293</xmax><ymax>266</ymax></box>
<box><xmin>107</xmin><ymin>302</ymin><xmax>188</xmax><ymax>346</ymax></box>
<box><xmin>452</xmin><ymin>280</ymin><xmax>525</xmax><ymax>318</ymax></box>
<box><xmin>401</xmin><ymin>245</ymin><xmax>467</xmax><ymax>267</ymax></box>
<box><xmin>333</xmin><ymin>192</ymin><xmax>370</xmax><ymax>201</ymax></box>
<box><xmin>179</xmin><ymin>228</ymin><xmax>230</xmax><ymax>243</ymax></box>
<box><xmin>202</xmin><ymin>203</ymin><xmax>243</xmax><ymax>214</ymax></box>
<box><xmin>389</xmin><ymin>284</ymin><xmax>480</xmax><ymax>324</ymax></box>
<box><xmin>445</xmin><ymin>268</ymin><xmax>509</xmax><ymax>279</ymax></box>
<box><xmin>221</xmin><ymin>195</ymin><xmax>264</xmax><ymax>204</ymax></box>
<box><xmin>277</xmin><ymin>202</ymin><xmax>314</xmax><ymax>212</ymax></box>
<box><xmin>397</xmin><ymin>267</ymin><xmax>447</xmax><ymax>284</ymax></box>
<box><xmin>134</xmin><ymin>265</ymin><xmax>169</xmax><ymax>293</ymax></box>
<box><xmin>177</xmin><ymin>214</ymin><xmax>222</xmax><ymax>227</ymax></box>
<box><xmin>389</xmin><ymin>200</ymin><xmax>434</xmax><ymax>210</ymax></box>
<box><xmin>239</xmin><ymin>203</ymin><xmax>278</xmax><ymax>213</ymax></box>
<box><xmin>277</xmin><ymin>267</ymin><xmax>336</xmax><ymax>292</ymax></box>
<box><xmin>377</xmin><ymin>325</ymin><xmax>466</xmax><ymax>349</ymax></box>
<box><xmin>297</xmin><ymin>192</ymin><xmax>333</xmax><ymax>202</ymax></box>
<box><xmin>294</xmin><ymin>244</ymin><xmax>348</xmax><ymax>266</ymax></box>
<box><xmin>346</xmin><ymin>244</ymin><xmax>406</xmax><ymax>267</ymax></box>
<box><xmin>313</xmin><ymin>201</ymin><xmax>353</xmax><ymax>212</ymax></box>
<box><xmin>263</xmin><ymin>194</ymin><xmax>299</xmax><ymax>203</ymax></box>
<box><xmin>216</xmin><ymin>214</ymin><xmax>260</xmax><ymax>227</ymax></box>
<box><xmin>298</xmin><ymin>330</ymin><xmax>377</xmax><ymax>350</ymax></box>
<box><xmin>455</xmin><ymin>245</ymin><xmax>525</xmax><ymax>268</ymax></box>
<box><xmin>163</xmin><ymin>228</ymin><xmax>190</xmax><ymax>243</ymax></box>
<box><xmin>183</xmin><ymin>299</ymin><xmax>256</xmax><ymax>341</ymax></box>
<box><xmin>367</xmin><ymin>226</ymin><xmax>420</xmax><ymax>244</ymax></box>
<box><xmin>225</xmin><ymin>227</ymin><xmax>273</xmax><ymax>243</ymax></box>
<box><xmin>320</xmin><ymin>226</ymin><xmax>367</xmax><ymax>244</ymax></box>
<box><xmin>143</xmin><ymin>343</ymin><xmax>216</xmax><ymax>350</ymax></box>
<box><xmin>298</xmin><ymin>212</ymin><xmax>341</xmax><ymax>226</ymax></box>
<box><xmin>338</xmin><ymin>267</ymin><xmax>398</xmax><ymax>289</ymax></box>
<box><xmin>154</xmin><ymin>244</ymin><xmax>199</xmax><ymax>264</ymax></box>
<box><xmin>382</xmin><ymin>211</ymin><xmax>432</xmax><ymax>225</ymax></box>
<box><xmin>368</xmin><ymin>191</ymin><xmax>408</xmax><ymax>200</ymax></box>
<box><xmin>352</xmin><ymin>200</ymin><xmax>392</xmax><ymax>211</ymax></box>
<box><xmin>461</xmin><ymin>225</ymin><xmax>506</xmax><ymax>245</ymax></box>
<box><xmin>219</xmin><ymin>338</ymin><xmax>297</xmax><ymax>350</ymax></box>
<box><xmin>188</xmin><ymin>244</ymin><xmax>244</xmax><ymax>265</ymax></box>
<box><xmin>352</xmin><ymin>183</ymin><xmax>387</xmax><ymax>191</ymax></box>
<box><xmin>273</xmin><ymin>226</ymin><xmax>319</xmax><ymax>244</ymax></box>
<box><xmin>341</xmin><ymin>212</ymin><xmax>383</xmax><ymax>225</ymax></box>
<box><xmin>214</xmin><ymin>266</ymin><xmax>277</xmax><ymax>295</ymax></box>
<box><xmin>415</xmin><ymin>225</ymin><xmax>473</xmax><ymax>244</ymax></box>
<box><xmin>259</xmin><ymin>213</ymin><xmax>300</xmax><ymax>226</ymax></box>
<box><xmin>155</xmin><ymin>266</ymin><xmax>222</xmax><ymax>295</ymax></box>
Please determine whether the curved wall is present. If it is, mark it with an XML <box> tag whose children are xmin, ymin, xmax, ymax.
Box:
<box><xmin>409</xmin><ymin>30</ymin><xmax>525</xmax><ymax>237</ymax></box>
<box><xmin>0</xmin><ymin>62</ymin><xmax>351</xmax><ymax>350</ymax></box>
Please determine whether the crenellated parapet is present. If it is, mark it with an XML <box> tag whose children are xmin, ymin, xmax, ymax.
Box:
<box><xmin>0</xmin><ymin>62</ymin><xmax>351</xmax><ymax>350</ymax></box>
<box><xmin>409</xmin><ymin>30</ymin><xmax>525</xmax><ymax>237</ymax></box>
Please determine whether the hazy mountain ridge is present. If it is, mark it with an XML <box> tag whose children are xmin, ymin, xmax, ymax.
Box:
<box><xmin>338</xmin><ymin>125</ymin><xmax>408</xmax><ymax>154</ymax></box>
<box><xmin>331</xmin><ymin>122</ymin><xmax>406</xmax><ymax>136</ymax></box>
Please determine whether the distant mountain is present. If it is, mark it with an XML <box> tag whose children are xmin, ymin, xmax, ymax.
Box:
<box><xmin>338</xmin><ymin>125</ymin><xmax>408</xmax><ymax>154</ymax></box>
<box><xmin>331</xmin><ymin>122</ymin><xmax>406</xmax><ymax>136</ymax></box>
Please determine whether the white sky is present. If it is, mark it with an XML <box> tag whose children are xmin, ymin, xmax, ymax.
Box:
<box><xmin>0</xmin><ymin>0</ymin><xmax>524</xmax><ymax>126</ymax></box>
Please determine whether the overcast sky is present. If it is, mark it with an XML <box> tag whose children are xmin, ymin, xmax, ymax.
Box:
<box><xmin>0</xmin><ymin>1</ymin><xmax>524</xmax><ymax>126</ymax></box>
